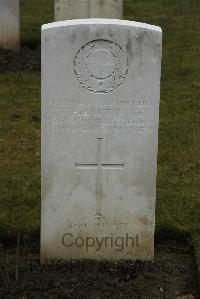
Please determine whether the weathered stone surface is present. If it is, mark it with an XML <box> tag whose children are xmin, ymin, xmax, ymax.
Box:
<box><xmin>41</xmin><ymin>19</ymin><xmax>162</xmax><ymax>263</ymax></box>
<box><xmin>0</xmin><ymin>0</ymin><xmax>20</xmax><ymax>49</ymax></box>
<box><xmin>90</xmin><ymin>0</ymin><xmax>123</xmax><ymax>19</ymax></box>
<box><xmin>55</xmin><ymin>0</ymin><xmax>89</xmax><ymax>21</ymax></box>
<box><xmin>55</xmin><ymin>0</ymin><xmax>123</xmax><ymax>21</ymax></box>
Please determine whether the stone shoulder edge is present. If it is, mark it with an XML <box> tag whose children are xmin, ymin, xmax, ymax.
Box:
<box><xmin>41</xmin><ymin>19</ymin><xmax>162</xmax><ymax>33</ymax></box>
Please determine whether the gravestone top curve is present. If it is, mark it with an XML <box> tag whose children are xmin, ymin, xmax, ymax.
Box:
<box><xmin>42</xmin><ymin>18</ymin><xmax>162</xmax><ymax>32</ymax></box>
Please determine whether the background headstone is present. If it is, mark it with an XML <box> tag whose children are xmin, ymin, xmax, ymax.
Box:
<box><xmin>55</xmin><ymin>0</ymin><xmax>89</xmax><ymax>21</ymax></box>
<box><xmin>55</xmin><ymin>0</ymin><xmax>123</xmax><ymax>21</ymax></box>
<box><xmin>41</xmin><ymin>19</ymin><xmax>162</xmax><ymax>263</ymax></box>
<box><xmin>90</xmin><ymin>0</ymin><xmax>123</xmax><ymax>19</ymax></box>
<box><xmin>0</xmin><ymin>0</ymin><xmax>20</xmax><ymax>50</ymax></box>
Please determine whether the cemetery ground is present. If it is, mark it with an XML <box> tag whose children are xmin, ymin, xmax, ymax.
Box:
<box><xmin>0</xmin><ymin>0</ymin><xmax>199</xmax><ymax>298</ymax></box>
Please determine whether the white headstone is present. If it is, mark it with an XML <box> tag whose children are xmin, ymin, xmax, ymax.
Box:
<box><xmin>41</xmin><ymin>19</ymin><xmax>162</xmax><ymax>263</ymax></box>
<box><xmin>0</xmin><ymin>0</ymin><xmax>20</xmax><ymax>50</ymax></box>
<box><xmin>90</xmin><ymin>0</ymin><xmax>123</xmax><ymax>19</ymax></box>
<box><xmin>55</xmin><ymin>0</ymin><xmax>123</xmax><ymax>21</ymax></box>
<box><xmin>55</xmin><ymin>0</ymin><xmax>89</xmax><ymax>21</ymax></box>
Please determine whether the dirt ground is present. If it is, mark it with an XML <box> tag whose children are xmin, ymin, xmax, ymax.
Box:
<box><xmin>0</xmin><ymin>235</ymin><xmax>199</xmax><ymax>299</ymax></box>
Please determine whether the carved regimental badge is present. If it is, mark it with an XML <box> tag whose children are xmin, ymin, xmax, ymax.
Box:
<box><xmin>74</xmin><ymin>40</ymin><xmax>128</xmax><ymax>93</ymax></box>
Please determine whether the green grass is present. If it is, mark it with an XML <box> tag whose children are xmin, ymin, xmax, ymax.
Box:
<box><xmin>0</xmin><ymin>72</ymin><xmax>40</xmax><ymax>236</ymax></box>
<box><xmin>21</xmin><ymin>0</ymin><xmax>54</xmax><ymax>47</ymax></box>
<box><xmin>0</xmin><ymin>0</ymin><xmax>199</xmax><ymax>241</ymax></box>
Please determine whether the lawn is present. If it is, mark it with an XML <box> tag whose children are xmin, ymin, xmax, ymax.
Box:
<box><xmin>0</xmin><ymin>0</ymin><xmax>199</xmax><ymax>250</ymax></box>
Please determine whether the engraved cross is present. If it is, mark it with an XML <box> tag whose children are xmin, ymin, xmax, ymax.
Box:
<box><xmin>75</xmin><ymin>138</ymin><xmax>124</xmax><ymax>218</ymax></box>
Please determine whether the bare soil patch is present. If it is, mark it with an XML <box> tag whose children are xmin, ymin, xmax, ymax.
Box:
<box><xmin>0</xmin><ymin>236</ymin><xmax>199</xmax><ymax>299</ymax></box>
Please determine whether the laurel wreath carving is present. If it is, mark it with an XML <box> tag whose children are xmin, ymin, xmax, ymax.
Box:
<box><xmin>74</xmin><ymin>40</ymin><xmax>128</xmax><ymax>93</ymax></box>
